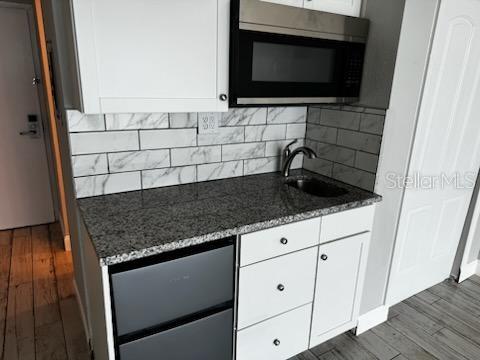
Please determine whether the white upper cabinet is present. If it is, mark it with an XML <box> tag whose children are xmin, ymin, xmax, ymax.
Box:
<box><xmin>304</xmin><ymin>0</ymin><xmax>362</xmax><ymax>16</ymax></box>
<box><xmin>71</xmin><ymin>0</ymin><xmax>229</xmax><ymax>114</ymax></box>
<box><xmin>262</xmin><ymin>0</ymin><xmax>361</xmax><ymax>16</ymax></box>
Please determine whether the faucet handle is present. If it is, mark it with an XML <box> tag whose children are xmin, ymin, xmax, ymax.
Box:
<box><xmin>283</xmin><ymin>139</ymin><xmax>298</xmax><ymax>158</ymax></box>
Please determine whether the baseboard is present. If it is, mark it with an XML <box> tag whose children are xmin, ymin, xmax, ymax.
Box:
<box><xmin>355</xmin><ymin>305</ymin><xmax>389</xmax><ymax>335</ymax></box>
<box><xmin>64</xmin><ymin>234</ymin><xmax>72</xmax><ymax>252</ymax></box>
<box><xmin>73</xmin><ymin>279</ymin><xmax>90</xmax><ymax>343</ymax></box>
<box><xmin>459</xmin><ymin>260</ymin><xmax>480</xmax><ymax>282</ymax></box>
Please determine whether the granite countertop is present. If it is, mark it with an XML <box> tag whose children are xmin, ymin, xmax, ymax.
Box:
<box><xmin>78</xmin><ymin>169</ymin><xmax>382</xmax><ymax>266</ymax></box>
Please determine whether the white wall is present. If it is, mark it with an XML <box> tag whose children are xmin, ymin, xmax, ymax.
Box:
<box><xmin>359</xmin><ymin>0</ymin><xmax>440</xmax><ymax>314</ymax></box>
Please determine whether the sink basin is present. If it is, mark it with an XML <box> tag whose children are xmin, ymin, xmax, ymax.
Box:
<box><xmin>285</xmin><ymin>176</ymin><xmax>348</xmax><ymax>198</ymax></box>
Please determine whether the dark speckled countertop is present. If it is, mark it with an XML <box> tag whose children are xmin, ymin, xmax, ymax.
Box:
<box><xmin>78</xmin><ymin>170</ymin><xmax>381</xmax><ymax>266</ymax></box>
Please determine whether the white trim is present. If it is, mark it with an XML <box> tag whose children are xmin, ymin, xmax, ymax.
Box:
<box><xmin>459</xmin><ymin>260</ymin><xmax>480</xmax><ymax>283</ymax></box>
<box><xmin>74</xmin><ymin>278</ymin><xmax>91</xmax><ymax>344</ymax></box>
<box><xmin>354</xmin><ymin>305</ymin><xmax>389</xmax><ymax>335</ymax></box>
<box><xmin>64</xmin><ymin>234</ymin><xmax>72</xmax><ymax>252</ymax></box>
<box><xmin>101</xmin><ymin>265</ymin><xmax>115</xmax><ymax>360</ymax></box>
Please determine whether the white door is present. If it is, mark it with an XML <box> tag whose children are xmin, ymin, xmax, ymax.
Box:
<box><xmin>261</xmin><ymin>0</ymin><xmax>304</xmax><ymax>7</ymax></box>
<box><xmin>0</xmin><ymin>3</ymin><xmax>55</xmax><ymax>230</ymax></box>
<box><xmin>387</xmin><ymin>0</ymin><xmax>480</xmax><ymax>305</ymax></box>
<box><xmin>303</xmin><ymin>0</ymin><xmax>361</xmax><ymax>17</ymax></box>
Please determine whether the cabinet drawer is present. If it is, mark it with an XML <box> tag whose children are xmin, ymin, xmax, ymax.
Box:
<box><xmin>236</xmin><ymin>304</ymin><xmax>311</xmax><ymax>360</ymax></box>
<box><xmin>237</xmin><ymin>247</ymin><xmax>317</xmax><ymax>329</ymax></box>
<box><xmin>240</xmin><ymin>217</ymin><xmax>320</xmax><ymax>266</ymax></box>
<box><xmin>320</xmin><ymin>205</ymin><xmax>375</xmax><ymax>243</ymax></box>
<box><xmin>111</xmin><ymin>244</ymin><xmax>233</xmax><ymax>336</ymax></box>
<box><xmin>119</xmin><ymin>309</ymin><xmax>233</xmax><ymax>360</ymax></box>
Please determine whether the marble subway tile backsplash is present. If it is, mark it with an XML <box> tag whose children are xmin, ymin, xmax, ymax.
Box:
<box><xmin>304</xmin><ymin>105</ymin><xmax>385</xmax><ymax>191</ymax></box>
<box><xmin>67</xmin><ymin>107</ymin><xmax>307</xmax><ymax>198</ymax></box>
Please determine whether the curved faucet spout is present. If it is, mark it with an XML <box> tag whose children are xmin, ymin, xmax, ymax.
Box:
<box><xmin>282</xmin><ymin>146</ymin><xmax>317</xmax><ymax>177</ymax></box>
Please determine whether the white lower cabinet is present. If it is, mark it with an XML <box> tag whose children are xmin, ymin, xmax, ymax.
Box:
<box><xmin>235</xmin><ymin>205</ymin><xmax>375</xmax><ymax>360</ymax></box>
<box><xmin>236</xmin><ymin>304</ymin><xmax>312</xmax><ymax>360</ymax></box>
<box><xmin>310</xmin><ymin>232</ymin><xmax>370</xmax><ymax>347</ymax></box>
<box><xmin>237</xmin><ymin>247</ymin><xmax>317</xmax><ymax>329</ymax></box>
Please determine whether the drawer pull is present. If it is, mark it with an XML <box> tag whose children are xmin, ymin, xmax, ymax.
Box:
<box><xmin>273</xmin><ymin>339</ymin><xmax>281</xmax><ymax>346</ymax></box>
<box><xmin>280</xmin><ymin>237</ymin><xmax>288</xmax><ymax>245</ymax></box>
<box><xmin>320</xmin><ymin>254</ymin><xmax>328</xmax><ymax>261</ymax></box>
<box><xmin>277</xmin><ymin>284</ymin><xmax>285</xmax><ymax>292</ymax></box>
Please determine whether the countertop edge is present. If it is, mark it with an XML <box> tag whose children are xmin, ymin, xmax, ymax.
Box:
<box><xmin>97</xmin><ymin>196</ymin><xmax>381</xmax><ymax>267</ymax></box>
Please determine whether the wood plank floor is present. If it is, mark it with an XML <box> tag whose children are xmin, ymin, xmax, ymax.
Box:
<box><xmin>293</xmin><ymin>275</ymin><xmax>480</xmax><ymax>360</ymax></box>
<box><xmin>0</xmin><ymin>224</ymin><xmax>90</xmax><ymax>360</ymax></box>
<box><xmin>2</xmin><ymin>224</ymin><xmax>480</xmax><ymax>360</ymax></box>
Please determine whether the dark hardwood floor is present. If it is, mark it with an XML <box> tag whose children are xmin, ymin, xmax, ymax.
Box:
<box><xmin>0</xmin><ymin>224</ymin><xmax>90</xmax><ymax>360</ymax></box>
<box><xmin>292</xmin><ymin>276</ymin><xmax>480</xmax><ymax>360</ymax></box>
<box><xmin>2</xmin><ymin>224</ymin><xmax>480</xmax><ymax>360</ymax></box>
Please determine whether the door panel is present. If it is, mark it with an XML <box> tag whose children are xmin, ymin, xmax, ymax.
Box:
<box><xmin>310</xmin><ymin>234</ymin><xmax>366</xmax><ymax>342</ymax></box>
<box><xmin>388</xmin><ymin>0</ymin><xmax>480</xmax><ymax>305</ymax></box>
<box><xmin>0</xmin><ymin>4</ymin><xmax>54</xmax><ymax>230</ymax></box>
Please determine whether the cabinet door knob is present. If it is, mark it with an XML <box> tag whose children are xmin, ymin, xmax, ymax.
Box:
<box><xmin>277</xmin><ymin>284</ymin><xmax>285</xmax><ymax>292</ymax></box>
<box><xmin>280</xmin><ymin>237</ymin><xmax>288</xmax><ymax>245</ymax></box>
<box><xmin>219</xmin><ymin>93</ymin><xmax>228</xmax><ymax>101</ymax></box>
<box><xmin>321</xmin><ymin>254</ymin><xmax>328</xmax><ymax>261</ymax></box>
<box><xmin>273</xmin><ymin>339</ymin><xmax>281</xmax><ymax>346</ymax></box>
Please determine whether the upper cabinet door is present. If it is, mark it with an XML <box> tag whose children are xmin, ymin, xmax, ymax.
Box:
<box><xmin>303</xmin><ymin>0</ymin><xmax>362</xmax><ymax>17</ymax></box>
<box><xmin>71</xmin><ymin>0</ymin><xmax>229</xmax><ymax>114</ymax></box>
<box><xmin>260</xmin><ymin>0</ymin><xmax>305</xmax><ymax>7</ymax></box>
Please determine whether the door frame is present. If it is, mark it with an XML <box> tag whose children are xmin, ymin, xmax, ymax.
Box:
<box><xmin>0</xmin><ymin>0</ymin><xmax>71</xmax><ymax>250</ymax></box>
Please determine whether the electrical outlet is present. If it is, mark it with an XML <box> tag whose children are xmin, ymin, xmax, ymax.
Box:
<box><xmin>198</xmin><ymin>112</ymin><xmax>220</xmax><ymax>134</ymax></box>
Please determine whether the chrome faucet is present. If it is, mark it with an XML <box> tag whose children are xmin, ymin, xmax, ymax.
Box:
<box><xmin>282</xmin><ymin>140</ymin><xmax>317</xmax><ymax>177</ymax></box>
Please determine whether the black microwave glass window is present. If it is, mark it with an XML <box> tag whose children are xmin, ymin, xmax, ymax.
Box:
<box><xmin>251</xmin><ymin>42</ymin><xmax>335</xmax><ymax>84</ymax></box>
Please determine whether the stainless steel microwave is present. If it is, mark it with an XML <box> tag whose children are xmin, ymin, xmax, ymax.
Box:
<box><xmin>229</xmin><ymin>0</ymin><xmax>369</xmax><ymax>106</ymax></box>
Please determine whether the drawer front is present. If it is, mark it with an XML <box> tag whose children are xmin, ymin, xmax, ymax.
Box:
<box><xmin>111</xmin><ymin>245</ymin><xmax>233</xmax><ymax>336</ymax></box>
<box><xmin>320</xmin><ymin>205</ymin><xmax>375</xmax><ymax>243</ymax></box>
<box><xmin>236</xmin><ymin>304</ymin><xmax>311</xmax><ymax>360</ymax></box>
<box><xmin>237</xmin><ymin>247</ymin><xmax>317</xmax><ymax>329</ymax></box>
<box><xmin>240</xmin><ymin>217</ymin><xmax>320</xmax><ymax>266</ymax></box>
<box><xmin>119</xmin><ymin>309</ymin><xmax>233</xmax><ymax>360</ymax></box>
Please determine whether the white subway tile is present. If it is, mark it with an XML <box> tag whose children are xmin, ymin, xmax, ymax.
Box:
<box><xmin>320</xmin><ymin>109</ymin><xmax>361</xmax><ymax>130</ymax></box>
<box><xmin>244</xmin><ymin>157</ymin><xmax>280</xmax><ymax>175</ymax></box>
<box><xmin>355</xmin><ymin>151</ymin><xmax>379</xmax><ymax>173</ymax></box>
<box><xmin>222</xmin><ymin>142</ymin><xmax>265</xmax><ymax>161</ymax></box>
<box><xmin>105</xmin><ymin>113</ymin><xmax>168</xmax><ymax>130</ymax></box>
<box><xmin>315</xmin><ymin>143</ymin><xmax>356</xmax><ymax>166</ymax></box>
<box><xmin>265</xmin><ymin>139</ymin><xmax>304</xmax><ymax>157</ymax></box>
<box><xmin>142</xmin><ymin>166</ymin><xmax>196</xmax><ymax>189</ymax></box>
<box><xmin>286</xmin><ymin>123</ymin><xmax>307</xmax><ymax>139</ymax></box>
<box><xmin>304</xmin><ymin>158</ymin><xmax>333</xmax><ymax>177</ymax></box>
<box><xmin>332</xmin><ymin>164</ymin><xmax>376</xmax><ymax>191</ymax></box>
<box><xmin>70</xmin><ymin>131</ymin><xmax>139</xmax><ymax>155</ymax></box>
<box><xmin>108</xmin><ymin>150</ymin><xmax>170</xmax><ymax>173</ymax></box>
<box><xmin>245</xmin><ymin>125</ymin><xmax>286</xmax><ymax>142</ymax></box>
<box><xmin>140</xmin><ymin>129</ymin><xmax>196</xmax><ymax>149</ymax></box>
<box><xmin>72</xmin><ymin>154</ymin><xmax>108</xmax><ymax>177</ymax></box>
<box><xmin>67</xmin><ymin>110</ymin><xmax>105</xmax><ymax>132</ymax></box>
<box><xmin>306</xmin><ymin>124</ymin><xmax>337</xmax><ymax>144</ymax></box>
<box><xmin>337</xmin><ymin>129</ymin><xmax>382</xmax><ymax>154</ymax></box>
<box><xmin>360</xmin><ymin>114</ymin><xmax>385</xmax><ymax>135</ymax></box>
<box><xmin>197</xmin><ymin>161</ymin><xmax>243</xmax><ymax>182</ymax></box>
<box><xmin>267</xmin><ymin>107</ymin><xmax>307</xmax><ymax>124</ymax></box>
<box><xmin>307</xmin><ymin>107</ymin><xmax>322</xmax><ymax>124</ymax></box>
<box><xmin>221</xmin><ymin>108</ymin><xmax>267</xmax><ymax>126</ymax></box>
<box><xmin>197</xmin><ymin>127</ymin><xmax>244</xmax><ymax>146</ymax></box>
<box><xmin>75</xmin><ymin>172</ymin><xmax>141</xmax><ymax>198</ymax></box>
<box><xmin>171</xmin><ymin>146</ymin><xmax>221</xmax><ymax>166</ymax></box>
<box><xmin>169</xmin><ymin>113</ymin><xmax>198</xmax><ymax>128</ymax></box>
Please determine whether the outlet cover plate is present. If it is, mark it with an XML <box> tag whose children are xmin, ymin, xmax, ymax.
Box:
<box><xmin>198</xmin><ymin>112</ymin><xmax>220</xmax><ymax>134</ymax></box>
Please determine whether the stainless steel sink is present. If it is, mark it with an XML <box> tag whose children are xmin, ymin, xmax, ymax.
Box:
<box><xmin>285</xmin><ymin>176</ymin><xmax>348</xmax><ymax>198</ymax></box>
